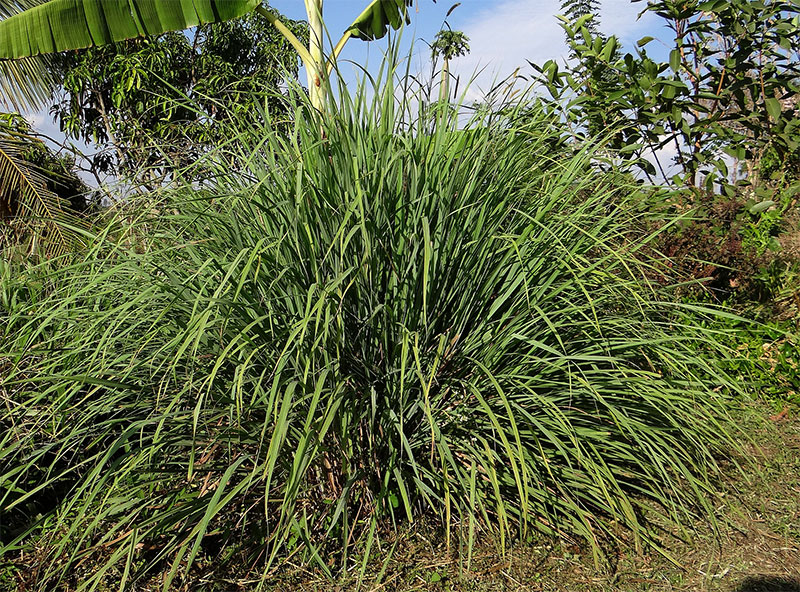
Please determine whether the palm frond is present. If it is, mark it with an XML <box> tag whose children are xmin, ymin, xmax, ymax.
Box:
<box><xmin>0</xmin><ymin>54</ymin><xmax>58</xmax><ymax>112</ymax></box>
<box><xmin>0</xmin><ymin>132</ymin><xmax>77</xmax><ymax>257</ymax></box>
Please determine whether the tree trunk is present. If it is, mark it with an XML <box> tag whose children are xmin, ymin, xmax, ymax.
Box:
<box><xmin>307</xmin><ymin>0</ymin><xmax>326</xmax><ymax>112</ymax></box>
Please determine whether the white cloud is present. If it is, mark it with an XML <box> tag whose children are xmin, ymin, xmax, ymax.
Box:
<box><xmin>21</xmin><ymin>108</ymin><xmax>66</xmax><ymax>142</ymax></box>
<box><xmin>20</xmin><ymin>108</ymin><xmax>102</xmax><ymax>186</ymax></box>
<box><xmin>600</xmin><ymin>0</ymin><xmax>662</xmax><ymax>44</ymax></box>
<box><xmin>23</xmin><ymin>111</ymin><xmax>46</xmax><ymax>128</ymax></box>
<box><xmin>445</xmin><ymin>0</ymin><xmax>661</xmax><ymax>102</ymax></box>
<box><xmin>448</xmin><ymin>0</ymin><xmax>563</xmax><ymax>100</ymax></box>
<box><xmin>644</xmin><ymin>136</ymin><xmax>681</xmax><ymax>183</ymax></box>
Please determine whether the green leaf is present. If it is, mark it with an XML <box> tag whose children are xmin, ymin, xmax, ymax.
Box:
<box><xmin>618</xmin><ymin>143</ymin><xmax>644</xmax><ymax>154</ymax></box>
<box><xmin>669</xmin><ymin>48</ymin><xmax>681</xmax><ymax>72</ymax></box>
<box><xmin>637</xmin><ymin>35</ymin><xmax>655</xmax><ymax>46</ymax></box>
<box><xmin>600</xmin><ymin>37</ymin><xmax>617</xmax><ymax>62</ymax></box>
<box><xmin>723</xmin><ymin>145</ymin><xmax>747</xmax><ymax>160</ymax></box>
<box><xmin>574</xmin><ymin>13</ymin><xmax>594</xmax><ymax>30</ymax></box>
<box><xmin>765</xmin><ymin>97</ymin><xmax>782</xmax><ymax>121</ymax></box>
<box><xmin>0</xmin><ymin>0</ymin><xmax>260</xmax><ymax>59</ymax></box>
<box><xmin>347</xmin><ymin>0</ymin><xmax>413</xmax><ymax>41</ymax></box>
<box><xmin>748</xmin><ymin>199</ymin><xmax>775</xmax><ymax>214</ymax></box>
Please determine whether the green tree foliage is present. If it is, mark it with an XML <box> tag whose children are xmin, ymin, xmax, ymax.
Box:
<box><xmin>1</xmin><ymin>113</ymin><xmax>89</xmax><ymax>256</ymax></box>
<box><xmin>535</xmin><ymin>0</ymin><xmax>800</xmax><ymax>189</ymax></box>
<box><xmin>0</xmin><ymin>0</ymin><xmax>415</xmax><ymax>113</ymax></box>
<box><xmin>431</xmin><ymin>28</ymin><xmax>470</xmax><ymax>102</ymax></box>
<box><xmin>561</xmin><ymin>0</ymin><xmax>603</xmax><ymax>38</ymax></box>
<box><xmin>51</xmin><ymin>10</ymin><xmax>307</xmax><ymax>182</ymax></box>
<box><xmin>532</xmin><ymin>0</ymin><xmax>800</xmax><ymax>304</ymax></box>
<box><xmin>430</xmin><ymin>29</ymin><xmax>470</xmax><ymax>62</ymax></box>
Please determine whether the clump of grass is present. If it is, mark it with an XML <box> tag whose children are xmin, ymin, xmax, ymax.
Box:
<box><xmin>1</xmin><ymin>65</ymin><xmax>742</xmax><ymax>590</ymax></box>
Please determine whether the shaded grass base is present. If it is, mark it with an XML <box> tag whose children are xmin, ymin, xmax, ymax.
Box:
<box><xmin>4</xmin><ymin>404</ymin><xmax>795</xmax><ymax>592</ymax></box>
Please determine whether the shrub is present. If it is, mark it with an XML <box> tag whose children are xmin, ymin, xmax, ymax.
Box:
<box><xmin>0</xmin><ymin>73</ymin><xmax>742</xmax><ymax>589</ymax></box>
<box><xmin>647</xmin><ymin>184</ymin><xmax>800</xmax><ymax>304</ymax></box>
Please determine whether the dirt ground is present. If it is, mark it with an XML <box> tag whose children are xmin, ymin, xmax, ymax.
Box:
<box><xmin>274</xmin><ymin>404</ymin><xmax>800</xmax><ymax>592</ymax></box>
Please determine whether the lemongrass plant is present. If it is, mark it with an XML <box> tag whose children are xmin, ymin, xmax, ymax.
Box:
<box><xmin>0</xmin><ymin>60</ymin><xmax>744</xmax><ymax>590</ymax></box>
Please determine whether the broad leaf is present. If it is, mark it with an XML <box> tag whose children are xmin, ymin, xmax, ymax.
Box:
<box><xmin>347</xmin><ymin>0</ymin><xmax>413</xmax><ymax>41</ymax></box>
<box><xmin>0</xmin><ymin>0</ymin><xmax>59</xmax><ymax>111</ymax></box>
<box><xmin>765</xmin><ymin>97</ymin><xmax>782</xmax><ymax>121</ymax></box>
<box><xmin>0</xmin><ymin>0</ymin><xmax>260</xmax><ymax>59</ymax></box>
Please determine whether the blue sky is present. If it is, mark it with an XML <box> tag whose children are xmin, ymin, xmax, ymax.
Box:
<box><xmin>267</xmin><ymin>0</ymin><xmax>669</xmax><ymax>98</ymax></box>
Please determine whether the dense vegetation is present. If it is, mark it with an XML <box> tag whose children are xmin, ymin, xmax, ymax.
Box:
<box><xmin>51</xmin><ymin>10</ymin><xmax>307</xmax><ymax>184</ymax></box>
<box><xmin>0</xmin><ymin>1</ymin><xmax>798</xmax><ymax>590</ymax></box>
<box><xmin>0</xmin><ymin>76</ymin><xmax>751</xmax><ymax>589</ymax></box>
